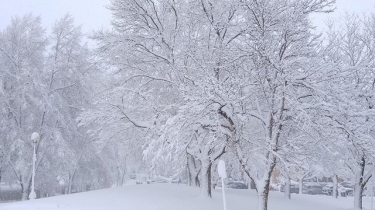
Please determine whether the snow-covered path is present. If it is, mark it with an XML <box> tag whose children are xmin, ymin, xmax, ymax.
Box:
<box><xmin>0</xmin><ymin>183</ymin><xmax>371</xmax><ymax>210</ymax></box>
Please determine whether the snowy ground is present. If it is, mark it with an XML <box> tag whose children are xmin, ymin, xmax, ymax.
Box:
<box><xmin>0</xmin><ymin>183</ymin><xmax>373</xmax><ymax>210</ymax></box>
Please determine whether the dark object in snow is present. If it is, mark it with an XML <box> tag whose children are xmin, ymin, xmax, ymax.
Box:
<box><xmin>302</xmin><ymin>184</ymin><xmax>324</xmax><ymax>195</ymax></box>
<box><xmin>280</xmin><ymin>184</ymin><xmax>299</xmax><ymax>194</ymax></box>
<box><xmin>227</xmin><ymin>181</ymin><xmax>248</xmax><ymax>189</ymax></box>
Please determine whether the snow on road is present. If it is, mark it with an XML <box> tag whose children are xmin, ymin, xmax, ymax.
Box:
<box><xmin>0</xmin><ymin>183</ymin><xmax>372</xmax><ymax>210</ymax></box>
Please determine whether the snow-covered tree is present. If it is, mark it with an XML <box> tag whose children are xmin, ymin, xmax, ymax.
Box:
<box><xmin>43</xmin><ymin>13</ymin><xmax>94</xmax><ymax>194</ymax></box>
<box><xmin>0</xmin><ymin>13</ymin><xmax>105</xmax><ymax>199</ymax></box>
<box><xmin>321</xmin><ymin>13</ymin><xmax>375</xmax><ymax>209</ymax></box>
<box><xmin>230</xmin><ymin>1</ymin><xmax>335</xmax><ymax>209</ymax></box>
<box><xmin>82</xmin><ymin>0</ymin><xmax>243</xmax><ymax>197</ymax></box>
<box><xmin>0</xmin><ymin>14</ymin><xmax>48</xmax><ymax>199</ymax></box>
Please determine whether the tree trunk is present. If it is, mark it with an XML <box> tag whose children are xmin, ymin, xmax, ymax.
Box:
<box><xmin>332</xmin><ymin>174</ymin><xmax>338</xmax><ymax>199</ymax></box>
<box><xmin>354</xmin><ymin>182</ymin><xmax>364</xmax><ymax>209</ymax></box>
<box><xmin>195</xmin><ymin>174</ymin><xmax>200</xmax><ymax>187</ymax></box>
<box><xmin>68</xmin><ymin>170</ymin><xmax>76</xmax><ymax>194</ymax></box>
<box><xmin>22</xmin><ymin>190</ymin><xmax>29</xmax><ymax>200</ymax></box>
<box><xmin>187</xmin><ymin>154</ymin><xmax>200</xmax><ymax>187</ymax></box>
<box><xmin>199</xmin><ymin>159</ymin><xmax>212</xmax><ymax>197</ymax></box>
<box><xmin>116</xmin><ymin>167</ymin><xmax>121</xmax><ymax>186</ymax></box>
<box><xmin>187</xmin><ymin>155</ymin><xmax>193</xmax><ymax>186</ymax></box>
<box><xmin>120</xmin><ymin>167</ymin><xmax>127</xmax><ymax>186</ymax></box>
<box><xmin>21</xmin><ymin>183</ymin><xmax>29</xmax><ymax>200</ymax></box>
<box><xmin>254</xmin><ymin>162</ymin><xmax>274</xmax><ymax>210</ymax></box>
<box><xmin>354</xmin><ymin>156</ymin><xmax>366</xmax><ymax>209</ymax></box>
<box><xmin>298</xmin><ymin>177</ymin><xmax>304</xmax><ymax>194</ymax></box>
<box><xmin>187</xmin><ymin>162</ymin><xmax>191</xmax><ymax>186</ymax></box>
<box><xmin>257</xmin><ymin>181</ymin><xmax>271</xmax><ymax>210</ymax></box>
<box><xmin>21</xmin><ymin>174</ymin><xmax>32</xmax><ymax>200</ymax></box>
<box><xmin>284</xmin><ymin>175</ymin><xmax>291</xmax><ymax>199</ymax></box>
<box><xmin>234</xmin><ymin>140</ymin><xmax>275</xmax><ymax>210</ymax></box>
<box><xmin>116</xmin><ymin>166</ymin><xmax>126</xmax><ymax>186</ymax></box>
<box><xmin>297</xmin><ymin>172</ymin><xmax>311</xmax><ymax>195</ymax></box>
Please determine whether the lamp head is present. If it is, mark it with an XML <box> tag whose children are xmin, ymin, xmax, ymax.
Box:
<box><xmin>31</xmin><ymin>132</ymin><xmax>40</xmax><ymax>143</ymax></box>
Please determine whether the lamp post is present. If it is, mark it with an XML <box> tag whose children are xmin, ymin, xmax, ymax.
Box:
<box><xmin>218</xmin><ymin>160</ymin><xmax>227</xmax><ymax>210</ymax></box>
<box><xmin>29</xmin><ymin>132</ymin><xmax>40</xmax><ymax>200</ymax></box>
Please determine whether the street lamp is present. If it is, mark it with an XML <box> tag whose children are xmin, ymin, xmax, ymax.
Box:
<box><xmin>218</xmin><ymin>160</ymin><xmax>227</xmax><ymax>210</ymax></box>
<box><xmin>29</xmin><ymin>132</ymin><xmax>40</xmax><ymax>200</ymax></box>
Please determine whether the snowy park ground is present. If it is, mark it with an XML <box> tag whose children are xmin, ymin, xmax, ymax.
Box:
<box><xmin>0</xmin><ymin>182</ymin><xmax>373</xmax><ymax>210</ymax></box>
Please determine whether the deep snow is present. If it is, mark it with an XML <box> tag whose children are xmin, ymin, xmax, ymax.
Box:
<box><xmin>0</xmin><ymin>182</ymin><xmax>373</xmax><ymax>210</ymax></box>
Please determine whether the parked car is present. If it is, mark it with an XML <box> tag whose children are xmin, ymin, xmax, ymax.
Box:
<box><xmin>280</xmin><ymin>184</ymin><xmax>299</xmax><ymax>193</ymax></box>
<box><xmin>213</xmin><ymin>180</ymin><xmax>222</xmax><ymax>189</ymax></box>
<box><xmin>213</xmin><ymin>180</ymin><xmax>248</xmax><ymax>189</ymax></box>
<box><xmin>322</xmin><ymin>184</ymin><xmax>335</xmax><ymax>195</ymax></box>
<box><xmin>227</xmin><ymin>181</ymin><xmax>248</xmax><ymax>189</ymax></box>
<box><xmin>364</xmin><ymin>185</ymin><xmax>375</xmax><ymax>196</ymax></box>
<box><xmin>0</xmin><ymin>182</ymin><xmax>40</xmax><ymax>201</ymax></box>
<box><xmin>128</xmin><ymin>174</ymin><xmax>136</xmax><ymax>179</ymax></box>
<box><xmin>338</xmin><ymin>185</ymin><xmax>353</xmax><ymax>197</ymax></box>
<box><xmin>322</xmin><ymin>182</ymin><xmax>353</xmax><ymax>197</ymax></box>
<box><xmin>269</xmin><ymin>183</ymin><xmax>281</xmax><ymax>191</ymax></box>
<box><xmin>339</xmin><ymin>182</ymin><xmax>354</xmax><ymax>196</ymax></box>
<box><xmin>151</xmin><ymin>176</ymin><xmax>168</xmax><ymax>183</ymax></box>
<box><xmin>0</xmin><ymin>183</ymin><xmax>22</xmax><ymax>201</ymax></box>
<box><xmin>136</xmin><ymin>174</ymin><xmax>151</xmax><ymax>184</ymax></box>
<box><xmin>303</xmin><ymin>184</ymin><xmax>324</xmax><ymax>195</ymax></box>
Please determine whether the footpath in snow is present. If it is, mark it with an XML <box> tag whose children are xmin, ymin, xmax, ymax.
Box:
<box><xmin>0</xmin><ymin>183</ymin><xmax>372</xmax><ymax>210</ymax></box>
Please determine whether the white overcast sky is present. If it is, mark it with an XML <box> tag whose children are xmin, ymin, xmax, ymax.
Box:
<box><xmin>0</xmin><ymin>0</ymin><xmax>111</xmax><ymax>34</ymax></box>
<box><xmin>0</xmin><ymin>0</ymin><xmax>374</xmax><ymax>35</ymax></box>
